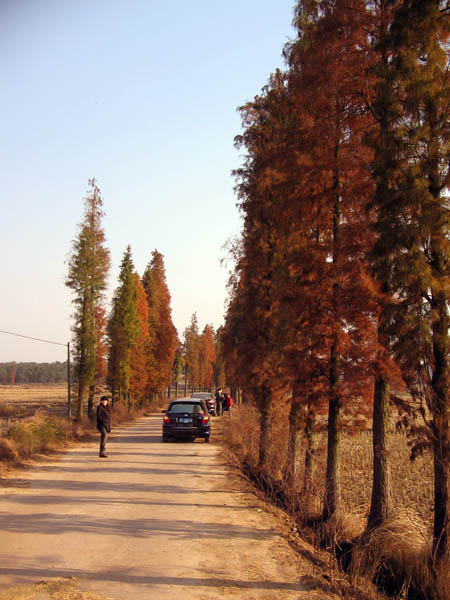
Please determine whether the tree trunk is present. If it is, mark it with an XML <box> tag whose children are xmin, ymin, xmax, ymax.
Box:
<box><xmin>284</xmin><ymin>379</ymin><xmax>304</xmax><ymax>488</ymax></box>
<box><xmin>433</xmin><ymin>433</ymin><xmax>450</xmax><ymax>563</ymax></box>
<box><xmin>323</xmin><ymin>137</ymin><xmax>342</xmax><ymax>522</ymax></box>
<box><xmin>431</xmin><ymin>291</ymin><xmax>450</xmax><ymax>563</ymax></box>
<box><xmin>323</xmin><ymin>342</ymin><xmax>341</xmax><ymax>520</ymax></box>
<box><xmin>367</xmin><ymin>9</ymin><xmax>393</xmax><ymax>533</ymax></box>
<box><xmin>367</xmin><ymin>374</ymin><xmax>391</xmax><ymax>530</ymax></box>
<box><xmin>87</xmin><ymin>385</ymin><xmax>95</xmax><ymax>419</ymax></box>
<box><xmin>304</xmin><ymin>403</ymin><xmax>317</xmax><ymax>497</ymax></box>
<box><xmin>77</xmin><ymin>382</ymin><xmax>85</xmax><ymax>420</ymax></box>
<box><xmin>258</xmin><ymin>386</ymin><xmax>272</xmax><ymax>469</ymax></box>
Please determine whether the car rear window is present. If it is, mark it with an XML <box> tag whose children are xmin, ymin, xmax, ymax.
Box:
<box><xmin>168</xmin><ymin>403</ymin><xmax>203</xmax><ymax>414</ymax></box>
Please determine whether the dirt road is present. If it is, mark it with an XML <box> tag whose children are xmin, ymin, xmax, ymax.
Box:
<box><xmin>0</xmin><ymin>415</ymin><xmax>339</xmax><ymax>599</ymax></box>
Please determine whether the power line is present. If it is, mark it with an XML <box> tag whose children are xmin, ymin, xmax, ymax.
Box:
<box><xmin>1</xmin><ymin>328</ymin><xmax>72</xmax><ymax>417</ymax></box>
<box><xmin>0</xmin><ymin>329</ymin><xmax>67</xmax><ymax>347</ymax></box>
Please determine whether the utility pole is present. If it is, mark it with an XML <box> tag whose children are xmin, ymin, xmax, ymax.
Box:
<box><xmin>67</xmin><ymin>342</ymin><xmax>71</xmax><ymax>418</ymax></box>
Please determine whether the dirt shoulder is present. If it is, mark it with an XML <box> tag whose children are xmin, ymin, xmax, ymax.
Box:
<box><xmin>0</xmin><ymin>414</ymin><xmax>348</xmax><ymax>600</ymax></box>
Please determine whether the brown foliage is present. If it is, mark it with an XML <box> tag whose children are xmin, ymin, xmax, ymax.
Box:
<box><xmin>130</xmin><ymin>274</ymin><xmax>149</xmax><ymax>402</ymax></box>
<box><xmin>143</xmin><ymin>250</ymin><xmax>178</xmax><ymax>396</ymax></box>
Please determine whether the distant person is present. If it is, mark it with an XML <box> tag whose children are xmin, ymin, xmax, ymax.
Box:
<box><xmin>96</xmin><ymin>396</ymin><xmax>111</xmax><ymax>458</ymax></box>
<box><xmin>215</xmin><ymin>388</ymin><xmax>222</xmax><ymax>416</ymax></box>
<box><xmin>226</xmin><ymin>394</ymin><xmax>233</xmax><ymax>419</ymax></box>
<box><xmin>221</xmin><ymin>391</ymin><xmax>228</xmax><ymax>416</ymax></box>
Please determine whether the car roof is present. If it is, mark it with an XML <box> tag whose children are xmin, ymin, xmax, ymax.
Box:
<box><xmin>169</xmin><ymin>397</ymin><xmax>204</xmax><ymax>403</ymax></box>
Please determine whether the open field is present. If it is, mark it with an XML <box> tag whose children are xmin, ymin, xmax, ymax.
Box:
<box><xmin>0</xmin><ymin>385</ymin><xmax>69</xmax><ymax>437</ymax></box>
<box><xmin>0</xmin><ymin>384</ymin><xmax>68</xmax><ymax>412</ymax></box>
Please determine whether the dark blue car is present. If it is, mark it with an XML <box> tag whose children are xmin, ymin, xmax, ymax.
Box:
<box><xmin>162</xmin><ymin>397</ymin><xmax>211</xmax><ymax>443</ymax></box>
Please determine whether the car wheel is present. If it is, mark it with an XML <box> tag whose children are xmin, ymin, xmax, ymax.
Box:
<box><xmin>162</xmin><ymin>434</ymin><xmax>169</xmax><ymax>443</ymax></box>
<box><xmin>204</xmin><ymin>435</ymin><xmax>210</xmax><ymax>443</ymax></box>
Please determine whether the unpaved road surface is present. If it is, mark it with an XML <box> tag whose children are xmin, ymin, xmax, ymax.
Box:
<box><xmin>0</xmin><ymin>415</ymin><xmax>339</xmax><ymax>599</ymax></box>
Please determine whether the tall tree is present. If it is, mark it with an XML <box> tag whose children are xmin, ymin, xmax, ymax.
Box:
<box><xmin>66</xmin><ymin>179</ymin><xmax>110</xmax><ymax>419</ymax></box>
<box><xmin>172</xmin><ymin>344</ymin><xmax>185</xmax><ymax>395</ymax></box>
<box><xmin>370</xmin><ymin>0</ymin><xmax>450</xmax><ymax>561</ymax></box>
<box><xmin>226</xmin><ymin>74</ymin><xmax>291</xmax><ymax>468</ymax></box>
<box><xmin>142</xmin><ymin>250</ymin><xmax>178</xmax><ymax>396</ymax></box>
<box><xmin>183</xmin><ymin>313</ymin><xmax>201</xmax><ymax>390</ymax></box>
<box><xmin>107</xmin><ymin>246</ymin><xmax>141</xmax><ymax>405</ymax></box>
<box><xmin>214</xmin><ymin>327</ymin><xmax>226</xmax><ymax>389</ymax></box>
<box><xmin>130</xmin><ymin>273</ymin><xmax>149</xmax><ymax>404</ymax></box>
<box><xmin>284</xmin><ymin>0</ymin><xmax>378</xmax><ymax>519</ymax></box>
<box><xmin>363</xmin><ymin>0</ymin><xmax>406</xmax><ymax>532</ymax></box>
<box><xmin>199</xmin><ymin>325</ymin><xmax>216</xmax><ymax>389</ymax></box>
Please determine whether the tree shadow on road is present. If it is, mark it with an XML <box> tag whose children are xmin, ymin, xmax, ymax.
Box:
<box><xmin>0</xmin><ymin>566</ymin><xmax>338</xmax><ymax>596</ymax></box>
<box><xmin>0</xmin><ymin>509</ymin><xmax>279</xmax><ymax>541</ymax></box>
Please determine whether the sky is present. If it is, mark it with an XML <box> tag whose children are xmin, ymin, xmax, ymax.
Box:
<box><xmin>0</xmin><ymin>0</ymin><xmax>296</xmax><ymax>363</ymax></box>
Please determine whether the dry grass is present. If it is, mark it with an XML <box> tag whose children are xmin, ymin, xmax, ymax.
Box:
<box><xmin>0</xmin><ymin>385</ymin><xmax>74</xmax><ymax>456</ymax></box>
<box><xmin>221</xmin><ymin>403</ymin><xmax>443</xmax><ymax>599</ymax></box>
<box><xmin>0</xmin><ymin>438</ymin><xmax>19</xmax><ymax>461</ymax></box>
<box><xmin>350</xmin><ymin>510</ymin><xmax>430</xmax><ymax>594</ymax></box>
<box><xmin>0</xmin><ymin>384</ymin><xmax>68</xmax><ymax>406</ymax></box>
<box><xmin>0</xmin><ymin>384</ymin><xmax>68</xmax><ymax>431</ymax></box>
<box><xmin>0</xmin><ymin>577</ymin><xmax>109</xmax><ymax>600</ymax></box>
<box><xmin>0</xmin><ymin>412</ymin><xmax>92</xmax><ymax>476</ymax></box>
<box><xmin>339</xmin><ymin>431</ymin><xmax>434</xmax><ymax>528</ymax></box>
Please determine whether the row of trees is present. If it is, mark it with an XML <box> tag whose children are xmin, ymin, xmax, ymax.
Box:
<box><xmin>66</xmin><ymin>180</ymin><xmax>179</xmax><ymax>416</ymax></box>
<box><xmin>182</xmin><ymin>313</ymin><xmax>226</xmax><ymax>392</ymax></box>
<box><xmin>222</xmin><ymin>0</ymin><xmax>450</xmax><ymax>566</ymax></box>
<box><xmin>106</xmin><ymin>246</ymin><xmax>179</xmax><ymax>408</ymax></box>
<box><xmin>66</xmin><ymin>180</ymin><xmax>223</xmax><ymax>421</ymax></box>
<box><xmin>0</xmin><ymin>362</ymin><xmax>70</xmax><ymax>384</ymax></box>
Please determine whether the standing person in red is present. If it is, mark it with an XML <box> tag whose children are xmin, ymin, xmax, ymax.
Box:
<box><xmin>96</xmin><ymin>396</ymin><xmax>111</xmax><ymax>457</ymax></box>
<box><xmin>226</xmin><ymin>394</ymin><xmax>233</xmax><ymax>419</ymax></box>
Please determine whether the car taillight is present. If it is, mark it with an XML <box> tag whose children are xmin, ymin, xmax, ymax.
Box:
<box><xmin>163</xmin><ymin>414</ymin><xmax>171</xmax><ymax>423</ymax></box>
<box><xmin>202</xmin><ymin>415</ymin><xmax>209</xmax><ymax>424</ymax></box>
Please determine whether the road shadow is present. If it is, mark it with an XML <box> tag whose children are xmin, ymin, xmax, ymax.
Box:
<box><xmin>0</xmin><ymin>510</ymin><xmax>278</xmax><ymax>541</ymax></box>
<box><xmin>7</xmin><ymin>494</ymin><xmax>259</xmax><ymax>511</ymax></box>
<box><xmin>0</xmin><ymin>565</ymin><xmax>323</xmax><ymax>594</ymax></box>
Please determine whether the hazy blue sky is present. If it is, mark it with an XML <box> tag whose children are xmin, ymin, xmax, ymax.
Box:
<box><xmin>0</xmin><ymin>0</ymin><xmax>296</xmax><ymax>362</ymax></box>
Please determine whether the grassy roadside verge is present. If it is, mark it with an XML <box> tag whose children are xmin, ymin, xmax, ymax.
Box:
<box><xmin>213</xmin><ymin>411</ymin><xmax>381</xmax><ymax>600</ymax></box>
<box><xmin>218</xmin><ymin>405</ymin><xmax>448</xmax><ymax>600</ymax></box>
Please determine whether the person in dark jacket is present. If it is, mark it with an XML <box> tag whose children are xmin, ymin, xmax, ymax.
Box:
<box><xmin>96</xmin><ymin>396</ymin><xmax>111</xmax><ymax>458</ymax></box>
<box><xmin>221</xmin><ymin>391</ymin><xmax>228</xmax><ymax>415</ymax></box>
<box><xmin>215</xmin><ymin>388</ymin><xmax>223</xmax><ymax>417</ymax></box>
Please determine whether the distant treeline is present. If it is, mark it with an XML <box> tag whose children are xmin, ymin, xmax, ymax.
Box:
<box><xmin>0</xmin><ymin>362</ymin><xmax>76</xmax><ymax>384</ymax></box>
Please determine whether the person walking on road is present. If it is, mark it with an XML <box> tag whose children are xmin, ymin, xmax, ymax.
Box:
<box><xmin>96</xmin><ymin>396</ymin><xmax>111</xmax><ymax>457</ymax></box>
